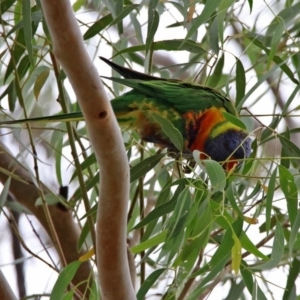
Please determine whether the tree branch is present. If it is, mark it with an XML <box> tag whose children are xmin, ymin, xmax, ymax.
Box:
<box><xmin>0</xmin><ymin>144</ymin><xmax>92</xmax><ymax>297</ymax></box>
<box><xmin>39</xmin><ymin>1</ymin><xmax>135</xmax><ymax>299</ymax></box>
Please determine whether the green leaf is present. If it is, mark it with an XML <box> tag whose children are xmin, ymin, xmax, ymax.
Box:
<box><xmin>260</xmin><ymin>116</ymin><xmax>280</xmax><ymax>142</ymax></box>
<box><xmin>203</xmin><ymin>159</ymin><xmax>226</xmax><ymax>192</ymax></box>
<box><xmin>279</xmin><ymin>165</ymin><xmax>298</xmax><ymax>226</ymax></box>
<box><xmin>217</xmin><ymin>0</ymin><xmax>236</xmax><ymax>45</ymax></box>
<box><xmin>79</xmin><ymin>203</ymin><xmax>97</xmax><ymax>222</ymax></box>
<box><xmin>240</xmin><ymin>261</ymin><xmax>253</xmax><ymax>294</ymax></box>
<box><xmin>7</xmin><ymin>11</ymin><xmax>42</xmax><ymax>36</ymax></box>
<box><xmin>17</xmin><ymin>55</ymin><xmax>31</xmax><ymax>80</ymax></box>
<box><xmin>246</xmin><ymin>35</ymin><xmax>299</xmax><ymax>85</ymax></box>
<box><xmin>113</xmin><ymin>39</ymin><xmax>207</xmax><ymax>57</ymax></box>
<box><xmin>222</xmin><ymin>111</ymin><xmax>247</xmax><ymax>130</ymax></box>
<box><xmin>267</xmin><ymin>17</ymin><xmax>285</xmax><ymax>69</ymax></box>
<box><xmin>207</xmin><ymin>54</ymin><xmax>224</xmax><ymax>87</ymax></box>
<box><xmin>247</xmin><ymin>0</ymin><xmax>253</xmax><ymax>12</ymax></box>
<box><xmin>130</xmin><ymin>153</ymin><xmax>165</xmax><ymax>183</ymax></box>
<box><xmin>265</xmin><ymin>3</ymin><xmax>300</xmax><ymax>38</ymax></box>
<box><xmin>265</xmin><ymin>168</ymin><xmax>277</xmax><ymax>233</ymax></box>
<box><xmin>209</xmin><ymin>16</ymin><xmax>219</xmax><ymax>54</ymax></box>
<box><xmin>283</xmin><ymin>258</ymin><xmax>300</xmax><ymax>300</ymax></box>
<box><xmin>157</xmin><ymin>189</ymin><xmax>193</xmax><ymax>263</ymax></box>
<box><xmin>133</xmin><ymin>196</ymin><xmax>176</xmax><ymax>230</ymax></box>
<box><xmin>72</xmin><ymin>0</ymin><xmax>85</xmax><ymax>12</ymax></box>
<box><xmin>251</xmin><ymin>221</ymin><xmax>284</xmax><ymax>270</ymax></box>
<box><xmin>50</xmin><ymin>261</ymin><xmax>82</xmax><ymax>300</ymax></box>
<box><xmin>1</xmin><ymin>0</ymin><xmax>15</xmax><ymax>15</ymax></box>
<box><xmin>187</xmin><ymin>257</ymin><xmax>228</xmax><ymax>300</ymax></box>
<box><xmin>223</xmin><ymin>280</ymin><xmax>245</xmax><ymax>300</ymax></box>
<box><xmin>149</xmin><ymin>112</ymin><xmax>183</xmax><ymax>152</ymax></box>
<box><xmin>141</xmin><ymin>178</ymin><xmax>172</xmax><ymax>240</ymax></box>
<box><xmin>252</xmin><ymin>281</ymin><xmax>268</xmax><ymax>300</ymax></box>
<box><xmin>0</xmin><ymin>177</ymin><xmax>11</xmax><ymax>213</ymax></box>
<box><xmin>226</xmin><ymin>183</ymin><xmax>243</xmax><ymax>219</ymax></box>
<box><xmin>146</xmin><ymin>9</ymin><xmax>159</xmax><ymax>54</ymax></box>
<box><xmin>240</xmin><ymin>234</ymin><xmax>269</xmax><ymax>260</ymax></box>
<box><xmin>237</xmin><ymin>62</ymin><xmax>285</xmax><ymax>110</ymax></box>
<box><xmin>281</xmin><ymin>85</ymin><xmax>300</xmax><ymax>116</ymax></box>
<box><xmin>131</xmin><ymin>230</ymin><xmax>167</xmax><ymax>254</ymax></box>
<box><xmin>235</xmin><ymin>58</ymin><xmax>246</xmax><ymax>107</ymax></box>
<box><xmin>231</xmin><ymin>232</ymin><xmax>242</xmax><ymax>274</ymax></box>
<box><xmin>34</xmin><ymin>68</ymin><xmax>50</xmax><ymax>100</ymax></box>
<box><xmin>279</xmin><ymin>134</ymin><xmax>300</xmax><ymax>158</ymax></box>
<box><xmin>83</xmin><ymin>14</ymin><xmax>113</xmax><ymax>40</ymax></box>
<box><xmin>184</xmin><ymin>0</ymin><xmax>221</xmax><ymax>42</ymax></box>
<box><xmin>110</xmin><ymin>4</ymin><xmax>139</xmax><ymax>27</ymax></box>
<box><xmin>8</xmin><ymin>80</ymin><xmax>17</xmax><ymax>112</ymax></box>
<box><xmin>289</xmin><ymin>209</ymin><xmax>300</xmax><ymax>258</ymax></box>
<box><xmin>72</xmin><ymin>172</ymin><xmax>99</xmax><ymax>202</ymax></box>
<box><xmin>55</xmin><ymin>135</ymin><xmax>63</xmax><ymax>186</ymax></box>
<box><xmin>166</xmin><ymin>188</ymin><xmax>192</xmax><ymax>237</ymax></box>
<box><xmin>62</xmin><ymin>290</ymin><xmax>74</xmax><ymax>300</ymax></box>
<box><xmin>137</xmin><ymin>269</ymin><xmax>165</xmax><ymax>300</ymax></box>
<box><xmin>280</xmin><ymin>130</ymin><xmax>290</xmax><ymax>168</ymax></box>
<box><xmin>173</xmin><ymin>201</ymin><xmax>212</xmax><ymax>268</ymax></box>
<box><xmin>71</xmin><ymin>153</ymin><xmax>97</xmax><ymax>182</ymax></box>
<box><xmin>77</xmin><ymin>221</ymin><xmax>91</xmax><ymax>252</ymax></box>
<box><xmin>22</xmin><ymin>0</ymin><xmax>34</xmax><ymax>66</ymax></box>
<box><xmin>35</xmin><ymin>194</ymin><xmax>65</xmax><ymax>206</ymax></box>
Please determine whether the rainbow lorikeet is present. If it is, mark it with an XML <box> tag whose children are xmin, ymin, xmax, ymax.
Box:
<box><xmin>100</xmin><ymin>57</ymin><xmax>252</xmax><ymax>171</ymax></box>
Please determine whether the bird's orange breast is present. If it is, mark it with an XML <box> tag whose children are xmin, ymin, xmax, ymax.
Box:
<box><xmin>188</xmin><ymin>107</ymin><xmax>226</xmax><ymax>156</ymax></box>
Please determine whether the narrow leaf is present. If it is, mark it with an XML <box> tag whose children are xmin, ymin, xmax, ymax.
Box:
<box><xmin>22</xmin><ymin>0</ymin><xmax>34</xmax><ymax>66</ymax></box>
<box><xmin>236</xmin><ymin>58</ymin><xmax>246</xmax><ymax>107</ymax></box>
<box><xmin>113</xmin><ymin>39</ymin><xmax>207</xmax><ymax>57</ymax></box>
<box><xmin>267</xmin><ymin>17</ymin><xmax>285</xmax><ymax>69</ymax></box>
<box><xmin>217</xmin><ymin>0</ymin><xmax>235</xmax><ymax>45</ymax></box>
<box><xmin>246</xmin><ymin>35</ymin><xmax>299</xmax><ymax>85</ymax></box>
<box><xmin>50</xmin><ymin>261</ymin><xmax>82</xmax><ymax>300</ymax></box>
<box><xmin>240</xmin><ymin>261</ymin><xmax>253</xmax><ymax>294</ymax></box>
<box><xmin>279</xmin><ymin>165</ymin><xmax>298</xmax><ymax>226</ymax></box>
<box><xmin>265</xmin><ymin>168</ymin><xmax>277</xmax><ymax>233</ymax></box>
<box><xmin>203</xmin><ymin>159</ymin><xmax>226</xmax><ymax>192</ymax></box>
<box><xmin>146</xmin><ymin>10</ymin><xmax>159</xmax><ymax>54</ymax></box>
<box><xmin>0</xmin><ymin>178</ymin><xmax>11</xmax><ymax>213</ymax></box>
<box><xmin>184</xmin><ymin>0</ymin><xmax>221</xmax><ymax>42</ymax></box>
<box><xmin>133</xmin><ymin>197</ymin><xmax>176</xmax><ymax>230</ymax></box>
<box><xmin>110</xmin><ymin>4</ymin><xmax>139</xmax><ymax>27</ymax></box>
<box><xmin>83</xmin><ymin>14</ymin><xmax>113</xmax><ymax>40</ymax></box>
<box><xmin>252</xmin><ymin>221</ymin><xmax>284</xmax><ymax>270</ymax></box>
<box><xmin>240</xmin><ymin>234</ymin><xmax>269</xmax><ymax>260</ymax></box>
<box><xmin>222</xmin><ymin>111</ymin><xmax>247</xmax><ymax>130</ymax></box>
<box><xmin>149</xmin><ymin>112</ymin><xmax>183</xmax><ymax>152</ymax></box>
<box><xmin>130</xmin><ymin>153</ymin><xmax>165</xmax><ymax>183</ymax></box>
<box><xmin>289</xmin><ymin>209</ymin><xmax>300</xmax><ymax>257</ymax></box>
<box><xmin>282</xmin><ymin>258</ymin><xmax>300</xmax><ymax>300</ymax></box>
<box><xmin>137</xmin><ymin>269</ymin><xmax>165</xmax><ymax>300</ymax></box>
<box><xmin>131</xmin><ymin>230</ymin><xmax>167</xmax><ymax>254</ymax></box>
<box><xmin>231</xmin><ymin>232</ymin><xmax>242</xmax><ymax>274</ymax></box>
<box><xmin>34</xmin><ymin>68</ymin><xmax>50</xmax><ymax>100</ymax></box>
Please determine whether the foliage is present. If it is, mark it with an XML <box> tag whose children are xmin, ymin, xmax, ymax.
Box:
<box><xmin>1</xmin><ymin>0</ymin><xmax>300</xmax><ymax>299</ymax></box>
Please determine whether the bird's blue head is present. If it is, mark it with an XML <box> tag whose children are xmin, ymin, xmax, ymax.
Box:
<box><xmin>204</xmin><ymin>129</ymin><xmax>252</xmax><ymax>170</ymax></box>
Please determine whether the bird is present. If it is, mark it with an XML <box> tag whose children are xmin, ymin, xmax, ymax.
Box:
<box><xmin>100</xmin><ymin>57</ymin><xmax>252</xmax><ymax>171</ymax></box>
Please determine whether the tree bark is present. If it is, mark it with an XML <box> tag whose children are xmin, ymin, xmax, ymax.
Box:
<box><xmin>0</xmin><ymin>144</ymin><xmax>93</xmax><ymax>297</ymax></box>
<box><xmin>0</xmin><ymin>269</ymin><xmax>17</xmax><ymax>300</ymax></box>
<box><xmin>39</xmin><ymin>1</ymin><xmax>136</xmax><ymax>299</ymax></box>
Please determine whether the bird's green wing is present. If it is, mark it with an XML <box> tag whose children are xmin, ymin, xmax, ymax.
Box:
<box><xmin>102</xmin><ymin>76</ymin><xmax>238</xmax><ymax>116</ymax></box>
